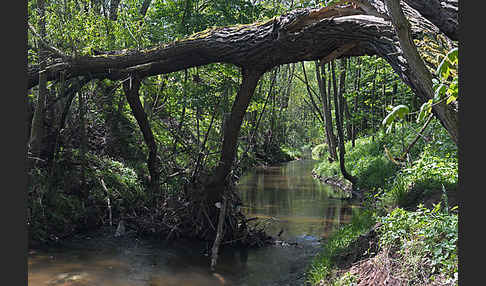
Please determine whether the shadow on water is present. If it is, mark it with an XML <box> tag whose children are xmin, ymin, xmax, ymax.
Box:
<box><xmin>28</xmin><ymin>160</ymin><xmax>358</xmax><ymax>286</ymax></box>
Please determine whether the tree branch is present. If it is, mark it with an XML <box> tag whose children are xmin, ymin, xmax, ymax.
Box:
<box><xmin>28</xmin><ymin>23</ymin><xmax>71</xmax><ymax>60</ymax></box>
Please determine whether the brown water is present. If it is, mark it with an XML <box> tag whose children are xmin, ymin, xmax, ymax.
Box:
<box><xmin>28</xmin><ymin>160</ymin><xmax>357</xmax><ymax>286</ymax></box>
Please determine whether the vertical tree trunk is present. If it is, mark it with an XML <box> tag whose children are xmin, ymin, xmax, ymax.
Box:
<box><xmin>315</xmin><ymin>60</ymin><xmax>338</xmax><ymax>162</ymax></box>
<box><xmin>122</xmin><ymin>76</ymin><xmax>161</xmax><ymax>194</ymax></box>
<box><xmin>49</xmin><ymin>78</ymin><xmax>90</xmax><ymax>176</ymax></box>
<box><xmin>109</xmin><ymin>0</ymin><xmax>121</xmax><ymax>21</ymax></box>
<box><xmin>352</xmin><ymin>57</ymin><xmax>361</xmax><ymax>147</ymax></box>
<box><xmin>343</xmin><ymin>95</ymin><xmax>352</xmax><ymax>141</ymax></box>
<box><xmin>301</xmin><ymin>62</ymin><xmax>324</xmax><ymax>123</ymax></box>
<box><xmin>174</xmin><ymin>69</ymin><xmax>188</xmax><ymax>153</ymax></box>
<box><xmin>383</xmin><ymin>0</ymin><xmax>458</xmax><ymax>145</ymax></box>
<box><xmin>207</xmin><ymin>68</ymin><xmax>263</xmax><ymax>202</ymax></box>
<box><xmin>331</xmin><ymin>60</ymin><xmax>357</xmax><ymax>187</ymax></box>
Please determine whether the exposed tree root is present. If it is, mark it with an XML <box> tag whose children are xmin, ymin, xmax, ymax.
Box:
<box><xmin>125</xmin><ymin>175</ymin><xmax>274</xmax><ymax>249</ymax></box>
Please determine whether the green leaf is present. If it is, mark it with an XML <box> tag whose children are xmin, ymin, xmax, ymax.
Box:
<box><xmin>418</xmin><ymin>100</ymin><xmax>432</xmax><ymax>123</ymax></box>
<box><xmin>386</xmin><ymin>121</ymin><xmax>395</xmax><ymax>134</ymax></box>
<box><xmin>446</xmin><ymin>95</ymin><xmax>457</xmax><ymax>105</ymax></box>
<box><xmin>382</xmin><ymin>105</ymin><xmax>409</xmax><ymax>127</ymax></box>
<box><xmin>446</xmin><ymin>48</ymin><xmax>458</xmax><ymax>65</ymax></box>
<box><xmin>434</xmin><ymin>84</ymin><xmax>447</xmax><ymax>101</ymax></box>
<box><xmin>436</xmin><ymin>57</ymin><xmax>450</xmax><ymax>80</ymax></box>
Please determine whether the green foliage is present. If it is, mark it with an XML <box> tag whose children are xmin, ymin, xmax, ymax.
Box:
<box><xmin>416</xmin><ymin>99</ymin><xmax>432</xmax><ymax>123</ymax></box>
<box><xmin>378</xmin><ymin>204</ymin><xmax>458</xmax><ymax>279</ymax></box>
<box><xmin>313</xmin><ymin>134</ymin><xmax>398</xmax><ymax>190</ymax></box>
<box><xmin>333</xmin><ymin>272</ymin><xmax>358</xmax><ymax>286</ymax></box>
<box><xmin>382</xmin><ymin>105</ymin><xmax>409</xmax><ymax>134</ymax></box>
<box><xmin>417</xmin><ymin>47</ymin><xmax>458</xmax><ymax>124</ymax></box>
<box><xmin>380</xmin><ymin>134</ymin><xmax>457</xmax><ymax>208</ymax></box>
<box><xmin>281</xmin><ymin>145</ymin><xmax>303</xmax><ymax>160</ymax></box>
<box><xmin>28</xmin><ymin>149</ymin><xmax>146</xmax><ymax>243</ymax></box>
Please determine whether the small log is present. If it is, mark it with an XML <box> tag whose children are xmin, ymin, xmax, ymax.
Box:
<box><xmin>210</xmin><ymin>196</ymin><xmax>227</xmax><ymax>271</ymax></box>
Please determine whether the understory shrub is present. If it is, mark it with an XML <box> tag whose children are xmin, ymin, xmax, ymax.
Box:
<box><xmin>28</xmin><ymin>149</ymin><xmax>146</xmax><ymax>244</ymax></box>
<box><xmin>380</xmin><ymin>141</ymin><xmax>457</xmax><ymax>208</ymax></box>
<box><xmin>378</xmin><ymin>204</ymin><xmax>458</xmax><ymax>283</ymax></box>
<box><xmin>313</xmin><ymin>134</ymin><xmax>398</xmax><ymax>190</ymax></box>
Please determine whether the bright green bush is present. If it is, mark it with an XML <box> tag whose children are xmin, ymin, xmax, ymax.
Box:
<box><xmin>380</xmin><ymin>141</ymin><xmax>457</xmax><ymax>208</ymax></box>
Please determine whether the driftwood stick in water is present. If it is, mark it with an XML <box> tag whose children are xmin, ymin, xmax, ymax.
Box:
<box><xmin>210</xmin><ymin>195</ymin><xmax>227</xmax><ymax>271</ymax></box>
<box><xmin>100</xmin><ymin>178</ymin><xmax>112</xmax><ymax>226</ymax></box>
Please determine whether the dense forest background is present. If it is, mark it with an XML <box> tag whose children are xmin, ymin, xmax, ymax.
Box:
<box><xmin>26</xmin><ymin>0</ymin><xmax>459</xmax><ymax>285</ymax></box>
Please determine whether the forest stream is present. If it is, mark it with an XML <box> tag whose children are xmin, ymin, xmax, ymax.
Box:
<box><xmin>28</xmin><ymin>160</ymin><xmax>359</xmax><ymax>286</ymax></box>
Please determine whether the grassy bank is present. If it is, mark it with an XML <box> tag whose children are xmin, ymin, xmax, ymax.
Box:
<box><xmin>307</xmin><ymin>121</ymin><xmax>458</xmax><ymax>285</ymax></box>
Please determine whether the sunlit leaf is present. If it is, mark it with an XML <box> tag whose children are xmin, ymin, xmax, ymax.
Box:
<box><xmin>446</xmin><ymin>95</ymin><xmax>457</xmax><ymax>105</ymax></box>
<box><xmin>382</xmin><ymin>105</ymin><xmax>409</xmax><ymax>127</ymax></box>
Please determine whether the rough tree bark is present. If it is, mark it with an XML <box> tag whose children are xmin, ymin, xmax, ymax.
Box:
<box><xmin>402</xmin><ymin>0</ymin><xmax>458</xmax><ymax>41</ymax></box>
<box><xmin>383</xmin><ymin>0</ymin><xmax>458</xmax><ymax>145</ymax></box>
<box><xmin>122</xmin><ymin>76</ymin><xmax>161</xmax><ymax>194</ymax></box>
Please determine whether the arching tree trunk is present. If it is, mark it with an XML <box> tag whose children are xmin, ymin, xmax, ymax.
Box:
<box><xmin>402</xmin><ymin>0</ymin><xmax>458</xmax><ymax>41</ymax></box>
<box><xmin>28</xmin><ymin>1</ymin><xmax>459</xmax><ymax>146</ymax></box>
<box><xmin>122</xmin><ymin>76</ymin><xmax>161</xmax><ymax>194</ymax></box>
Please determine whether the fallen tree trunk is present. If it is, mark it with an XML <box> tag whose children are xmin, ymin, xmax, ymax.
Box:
<box><xmin>27</xmin><ymin>2</ymin><xmax>458</xmax><ymax>146</ymax></box>
<box><xmin>28</xmin><ymin>4</ymin><xmax>397</xmax><ymax>89</ymax></box>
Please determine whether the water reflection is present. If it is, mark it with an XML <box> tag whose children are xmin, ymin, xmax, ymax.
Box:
<box><xmin>238</xmin><ymin>160</ymin><xmax>355</xmax><ymax>239</ymax></box>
